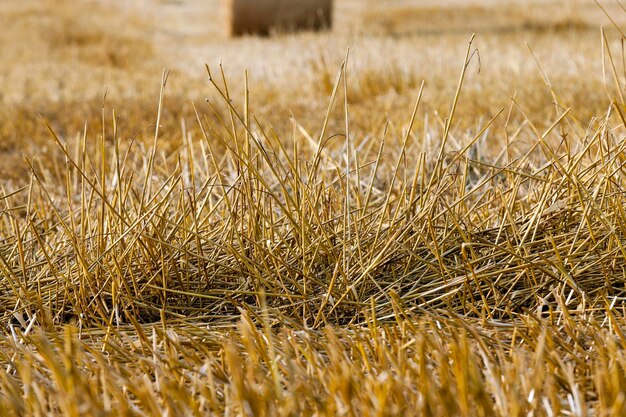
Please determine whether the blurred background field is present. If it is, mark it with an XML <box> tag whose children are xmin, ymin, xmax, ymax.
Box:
<box><xmin>1</xmin><ymin>0</ymin><xmax>623</xmax><ymax>182</ymax></box>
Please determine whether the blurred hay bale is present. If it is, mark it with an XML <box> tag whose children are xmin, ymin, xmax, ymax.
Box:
<box><xmin>223</xmin><ymin>0</ymin><xmax>333</xmax><ymax>37</ymax></box>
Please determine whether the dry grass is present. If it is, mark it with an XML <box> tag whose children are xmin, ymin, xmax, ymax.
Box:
<box><xmin>3</xmin><ymin>0</ymin><xmax>626</xmax><ymax>415</ymax></box>
<box><xmin>4</xmin><ymin>313</ymin><xmax>626</xmax><ymax>416</ymax></box>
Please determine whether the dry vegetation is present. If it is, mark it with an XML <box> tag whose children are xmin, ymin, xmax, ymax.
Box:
<box><xmin>4</xmin><ymin>0</ymin><xmax>626</xmax><ymax>415</ymax></box>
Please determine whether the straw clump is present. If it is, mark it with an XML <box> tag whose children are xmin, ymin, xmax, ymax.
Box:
<box><xmin>223</xmin><ymin>0</ymin><xmax>333</xmax><ymax>37</ymax></box>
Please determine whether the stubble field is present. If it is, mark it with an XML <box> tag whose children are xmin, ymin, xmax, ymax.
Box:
<box><xmin>3</xmin><ymin>0</ymin><xmax>626</xmax><ymax>415</ymax></box>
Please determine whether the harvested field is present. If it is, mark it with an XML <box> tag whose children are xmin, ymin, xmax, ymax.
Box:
<box><xmin>3</xmin><ymin>0</ymin><xmax>626</xmax><ymax>415</ymax></box>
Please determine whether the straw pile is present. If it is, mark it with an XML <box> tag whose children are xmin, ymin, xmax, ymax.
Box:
<box><xmin>223</xmin><ymin>0</ymin><xmax>333</xmax><ymax>37</ymax></box>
